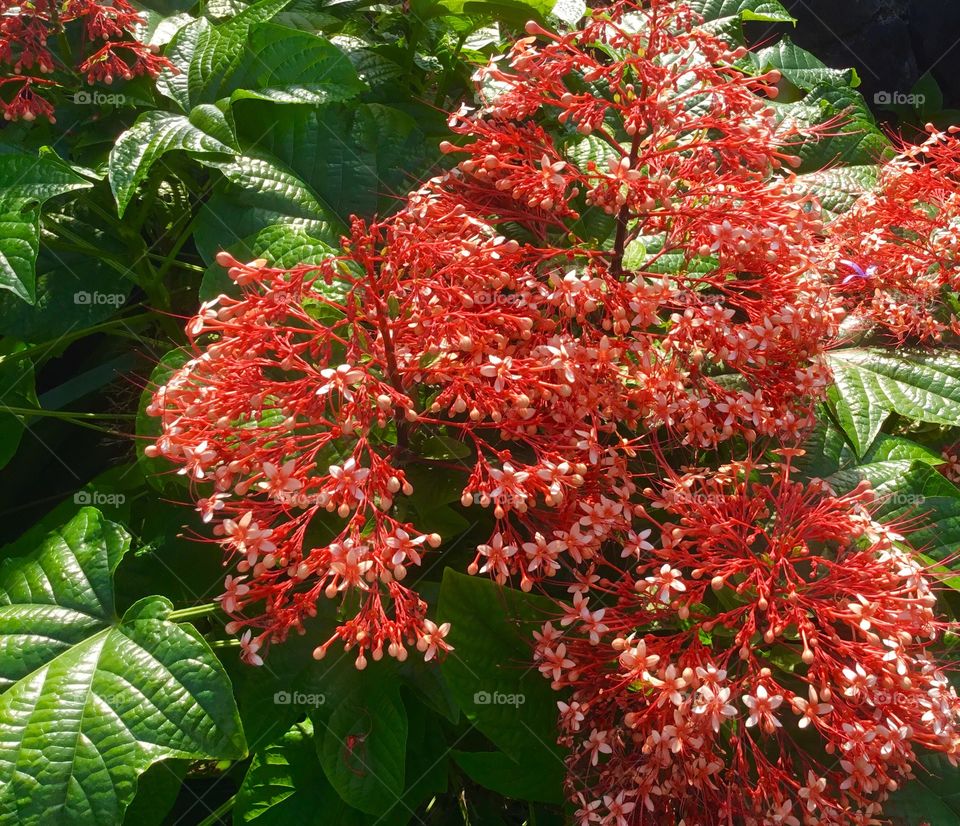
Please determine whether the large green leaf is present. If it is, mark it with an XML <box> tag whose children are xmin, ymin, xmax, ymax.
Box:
<box><xmin>0</xmin><ymin>151</ymin><xmax>92</xmax><ymax>303</ymax></box>
<box><xmin>194</xmin><ymin>151</ymin><xmax>345</xmax><ymax>265</ymax></box>
<box><xmin>227</xmin><ymin>23</ymin><xmax>367</xmax><ymax>105</ymax></box>
<box><xmin>828</xmin><ymin>461</ymin><xmax>960</xmax><ymax>562</ymax></box>
<box><xmin>193</xmin><ymin>185</ymin><xmax>340</xmax><ymax>267</ymax></box>
<box><xmin>756</xmin><ymin>37</ymin><xmax>859</xmax><ymax>91</ymax></box>
<box><xmin>770</xmin><ymin>86</ymin><xmax>888</xmax><ymax>222</ymax></box>
<box><xmin>437</xmin><ymin>569</ymin><xmax>565</xmax><ymax>803</ymax></box>
<box><xmin>687</xmin><ymin>0</ymin><xmax>794</xmax><ymax>38</ymax></box>
<box><xmin>156</xmin><ymin>0</ymin><xmax>292</xmax><ymax>110</ymax></box>
<box><xmin>121</xmin><ymin>761</ymin><xmax>186</xmax><ymax>826</ymax></box>
<box><xmin>794</xmin><ymin>164</ymin><xmax>878</xmax><ymax>221</ymax></box>
<box><xmin>452</xmin><ymin>749</ymin><xmax>564</xmax><ymax>803</ymax></box>
<box><xmin>792</xmin><ymin>85</ymin><xmax>890</xmax><ymax>173</ymax></box>
<box><xmin>109</xmin><ymin>111</ymin><xmax>236</xmax><ymax>217</ymax></box>
<box><xmin>886</xmin><ymin>754</ymin><xmax>960</xmax><ymax>825</ymax></box>
<box><xmin>827</xmin><ymin>349</ymin><xmax>960</xmax><ymax>456</ymax></box>
<box><xmin>0</xmin><ymin>250</ymin><xmax>128</xmax><ymax>343</ymax></box>
<box><xmin>198</xmin><ymin>151</ymin><xmax>337</xmax><ymax>222</ymax></box>
<box><xmin>0</xmin><ymin>509</ymin><xmax>246</xmax><ymax>825</ymax></box>
<box><xmin>438</xmin><ymin>0</ymin><xmax>553</xmax><ymax>21</ymax></box>
<box><xmin>234</xmin><ymin>101</ymin><xmax>432</xmax><ymax>220</ymax></box>
<box><xmin>235</xmin><ymin>720</ymin><xmax>366</xmax><ymax>826</ymax></box>
<box><xmin>199</xmin><ymin>223</ymin><xmax>333</xmax><ymax>300</ymax></box>
<box><xmin>314</xmin><ymin>673</ymin><xmax>408</xmax><ymax>815</ymax></box>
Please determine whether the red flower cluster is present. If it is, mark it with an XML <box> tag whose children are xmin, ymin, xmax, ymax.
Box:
<box><xmin>537</xmin><ymin>455</ymin><xmax>960</xmax><ymax>825</ymax></box>
<box><xmin>148</xmin><ymin>0</ymin><xmax>845</xmax><ymax>670</ymax></box>
<box><xmin>0</xmin><ymin>0</ymin><xmax>172</xmax><ymax>122</ymax></box>
<box><xmin>825</xmin><ymin>125</ymin><xmax>960</xmax><ymax>343</ymax></box>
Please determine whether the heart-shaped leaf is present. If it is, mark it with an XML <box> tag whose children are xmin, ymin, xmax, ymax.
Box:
<box><xmin>0</xmin><ymin>508</ymin><xmax>246</xmax><ymax>826</ymax></box>
<box><xmin>828</xmin><ymin>348</ymin><xmax>960</xmax><ymax>456</ymax></box>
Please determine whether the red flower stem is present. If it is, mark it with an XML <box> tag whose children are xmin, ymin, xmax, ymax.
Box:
<box><xmin>611</xmin><ymin>130</ymin><xmax>641</xmax><ymax>276</ymax></box>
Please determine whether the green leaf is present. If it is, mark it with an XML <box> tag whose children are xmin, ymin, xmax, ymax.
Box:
<box><xmin>827</xmin><ymin>348</ymin><xmax>960</xmax><ymax>456</ymax></box>
<box><xmin>315</xmin><ymin>673</ymin><xmax>408</xmax><ymax>815</ymax></box>
<box><xmin>886</xmin><ymin>754</ymin><xmax>960</xmax><ymax>824</ymax></box>
<box><xmin>228</xmin><ymin>23</ymin><xmax>367</xmax><ymax>105</ymax></box>
<box><xmin>199</xmin><ymin>153</ymin><xmax>327</xmax><ymax>216</ymax></box>
<box><xmin>136</xmin><ymin>0</ymin><xmax>196</xmax><ymax>12</ymax></box>
<box><xmin>452</xmin><ymin>749</ymin><xmax>563</xmax><ymax>803</ymax></box>
<box><xmin>862</xmin><ymin>434</ymin><xmax>944</xmax><ymax>465</ymax></box>
<box><xmin>912</xmin><ymin>72</ymin><xmax>945</xmax><ymax>117</ymax></box>
<box><xmin>234</xmin><ymin>101</ymin><xmax>432</xmax><ymax>220</ymax></box>
<box><xmin>793</xmin><ymin>164</ymin><xmax>878</xmax><ymax>221</ymax></box>
<box><xmin>109</xmin><ymin>111</ymin><xmax>236</xmax><ymax>217</ymax></box>
<box><xmin>800</xmin><ymin>86</ymin><xmax>888</xmax><ymax>166</ymax></box>
<box><xmin>686</xmin><ymin>0</ymin><xmax>794</xmax><ymax>38</ymax></box>
<box><xmin>235</xmin><ymin>720</ymin><xmax>366</xmax><ymax>826</ymax></box>
<box><xmin>122</xmin><ymin>761</ymin><xmax>186</xmax><ymax>826</ymax></box>
<box><xmin>0</xmin><ymin>250</ymin><xmax>128</xmax><ymax>342</ymax></box>
<box><xmin>828</xmin><ymin>461</ymin><xmax>960</xmax><ymax>562</ymax></box>
<box><xmin>875</xmin><ymin>464</ymin><xmax>960</xmax><ymax>561</ymax></box>
<box><xmin>437</xmin><ymin>569</ymin><xmax>565</xmax><ymax>803</ymax></box>
<box><xmin>0</xmin><ymin>341</ymin><xmax>37</xmax><ymax>471</ymax></box>
<box><xmin>438</xmin><ymin>0</ymin><xmax>552</xmax><ymax>21</ymax></box>
<box><xmin>816</xmin><ymin>434</ymin><xmax>943</xmax><ymax>492</ymax></box>
<box><xmin>193</xmin><ymin>185</ymin><xmax>340</xmax><ymax>267</ymax></box>
<box><xmin>411</xmin><ymin>430</ymin><xmax>471</xmax><ymax>461</ymax></box>
<box><xmin>392</xmin><ymin>696</ymin><xmax>449</xmax><ymax>820</ymax></box>
<box><xmin>199</xmin><ymin>223</ymin><xmax>333</xmax><ymax>301</ymax></box>
<box><xmin>156</xmin><ymin>0</ymin><xmax>293</xmax><ymax>110</ymax></box>
<box><xmin>0</xmin><ymin>509</ymin><xmax>246</xmax><ymax>825</ymax></box>
<box><xmin>797</xmin><ymin>415</ymin><xmax>850</xmax><ymax>477</ymax></box>
<box><xmin>190</xmin><ymin>103</ymin><xmax>240</xmax><ymax>146</ymax></box>
<box><xmin>139</xmin><ymin>11</ymin><xmax>194</xmax><ymax>47</ymax></box>
<box><xmin>0</xmin><ymin>151</ymin><xmax>92</xmax><ymax>303</ymax></box>
<box><xmin>756</xmin><ymin>37</ymin><xmax>859</xmax><ymax>91</ymax></box>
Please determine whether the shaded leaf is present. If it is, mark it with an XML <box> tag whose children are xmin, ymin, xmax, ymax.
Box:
<box><xmin>0</xmin><ymin>151</ymin><xmax>92</xmax><ymax>302</ymax></box>
<box><xmin>437</xmin><ymin>569</ymin><xmax>565</xmax><ymax>803</ymax></box>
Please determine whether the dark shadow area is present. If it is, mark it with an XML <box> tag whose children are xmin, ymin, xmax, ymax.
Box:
<box><xmin>749</xmin><ymin>0</ymin><xmax>960</xmax><ymax>115</ymax></box>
